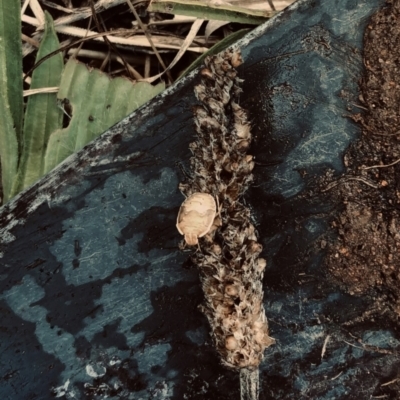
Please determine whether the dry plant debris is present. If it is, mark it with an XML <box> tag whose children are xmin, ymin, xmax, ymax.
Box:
<box><xmin>21</xmin><ymin>0</ymin><xmax>295</xmax><ymax>85</ymax></box>
<box><xmin>178</xmin><ymin>49</ymin><xmax>274</xmax><ymax>371</ymax></box>
<box><xmin>326</xmin><ymin>0</ymin><xmax>400</xmax><ymax>321</ymax></box>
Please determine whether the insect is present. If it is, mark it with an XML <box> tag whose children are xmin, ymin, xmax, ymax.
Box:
<box><xmin>176</xmin><ymin>192</ymin><xmax>217</xmax><ymax>246</ymax></box>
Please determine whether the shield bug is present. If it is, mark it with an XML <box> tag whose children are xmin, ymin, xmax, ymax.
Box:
<box><xmin>176</xmin><ymin>192</ymin><xmax>217</xmax><ymax>246</ymax></box>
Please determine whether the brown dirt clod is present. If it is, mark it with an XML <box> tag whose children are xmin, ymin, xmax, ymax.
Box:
<box><xmin>326</xmin><ymin>0</ymin><xmax>400</xmax><ymax>321</ymax></box>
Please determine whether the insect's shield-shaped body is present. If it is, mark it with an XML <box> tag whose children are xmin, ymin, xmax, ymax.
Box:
<box><xmin>176</xmin><ymin>193</ymin><xmax>217</xmax><ymax>246</ymax></box>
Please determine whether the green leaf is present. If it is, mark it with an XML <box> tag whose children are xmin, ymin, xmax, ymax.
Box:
<box><xmin>13</xmin><ymin>11</ymin><xmax>64</xmax><ymax>195</ymax></box>
<box><xmin>148</xmin><ymin>0</ymin><xmax>273</xmax><ymax>24</ymax></box>
<box><xmin>0</xmin><ymin>92</ymin><xmax>19</xmax><ymax>203</ymax></box>
<box><xmin>44</xmin><ymin>59</ymin><xmax>165</xmax><ymax>173</ymax></box>
<box><xmin>0</xmin><ymin>0</ymin><xmax>23</xmax><ymax>203</ymax></box>
<box><xmin>179</xmin><ymin>28</ymin><xmax>250</xmax><ymax>78</ymax></box>
<box><xmin>0</xmin><ymin>0</ymin><xmax>23</xmax><ymax>148</ymax></box>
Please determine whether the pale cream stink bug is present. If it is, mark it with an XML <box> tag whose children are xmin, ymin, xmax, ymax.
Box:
<box><xmin>176</xmin><ymin>192</ymin><xmax>217</xmax><ymax>246</ymax></box>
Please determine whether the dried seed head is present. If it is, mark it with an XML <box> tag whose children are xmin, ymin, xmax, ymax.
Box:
<box><xmin>235</xmin><ymin>123</ymin><xmax>251</xmax><ymax>140</ymax></box>
<box><xmin>231</xmin><ymin>51</ymin><xmax>243</xmax><ymax>68</ymax></box>
<box><xmin>226</xmin><ymin>69</ymin><xmax>237</xmax><ymax>79</ymax></box>
<box><xmin>225</xmin><ymin>284</ymin><xmax>239</xmax><ymax>297</ymax></box>
<box><xmin>217</xmin><ymin>303</ymin><xmax>233</xmax><ymax>316</ymax></box>
<box><xmin>237</xmin><ymin>156</ymin><xmax>254</xmax><ymax>174</ymax></box>
<box><xmin>231</xmin><ymin>102</ymin><xmax>248</xmax><ymax>123</ymax></box>
<box><xmin>256</xmin><ymin>258</ymin><xmax>267</xmax><ymax>273</ymax></box>
<box><xmin>221</xmin><ymin>89</ymin><xmax>230</xmax><ymax>105</ymax></box>
<box><xmin>247</xmin><ymin>241</ymin><xmax>263</xmax><ymax>255</ymax></box>
<box><xmin>211</xmin><ymin>243</ymin><xmax>222</xmax><ymax>255</ymax></box>
<box><xmin>206</xmin><ymin>98</ymin><xmax>224</xmax><ymax>117</ymax></box>
<box><xmin>222</xmin><ymin>316</ymin><xmax>234</xmax><ymax>329</ymax></box>
<box><xmin>195</xmin><ymin>166</ymin><xmax>208</xmax><ymax>178</ymax></box>
<box><xmin>200</xmin><ymin>67</ymin><xmax>214</xmax><ymax>79</ymax></box>
<box><xmin>180</xmin><ymin>49</ymin><xmax>273</xmax><ymax>370</ymax></box>
<box><xmin>233</xmin><ymin>328</ymin><xmax>245</xmax><ymax>341</ymax></box>
<box><xmin>189</xmin><ymin>142</ymin><xmax>198</xmax><ymax>152</ymax></box>
<box><xmin>245</xmin><ymin>223</ymin><xmax>255</xmax><ymax>235</ymax></box>
<box><xmin>250</xmin><ymin>299</ymin><xmax>262</xmax><ymax>315</ymax></box>
<box><xmin>201</xmin><ymin>116</ymin><xmax>221</xmax><ymax>131</ymax></box>
<box><xmin>221</xmin><ymin>60</ymin><xmax>232</xmax><ymax>73</ymax></box>
<box><xmin>225</xmin><ymin>336</ymin><xmax>238</xmax><ymax>350</ymax></box>
<box><xmin>237</xmin><ymin>140</ymin><xmax>250</xmax><ymax>151</ymax></box>
<box><xmin>253</xmin><ymin>321</ymin><xmax>275</xmax><ymax>346</ymax></box>
<box><xmin>194</xmin><ymin>85</ymin><xmax>207</xmax><ymax>102</ymax></box>
<box><xmin>179</xmin><ymin>182</ymin><xmax>190</xmax><ymax>193</ymax></box>
<box><xmin>224</xmin><ymin>161</ymin><xmax>239</xmax><ymax>173</ymax></box>
<box><xmin>193</xmin><ymin>104</ymin><xmax>208</xmax><ymax>119</ymax></box>
<box><xmin>247</xmin><ymin>162</ymin><xmax>255</xmax><ymax>172</ymax></box>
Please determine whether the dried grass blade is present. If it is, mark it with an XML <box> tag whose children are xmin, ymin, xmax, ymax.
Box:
<box><xmin>27</xmin><ymin>0</ymin><xmax>45</xmax><ymax>24</ymax></box>
<box><xmin>140</xmin><ymin>18</ymin><xmax>204</xmax><ymax>83</ymax></box>
<box><xmin>54</xmin><ymin>25</ymin><xmax>207</xmax><ymax>52</ymax></box>
<box><xmin>148</xmin><ymin>0</ymin><xmax>273</xmax><ymax>24</ymax></box>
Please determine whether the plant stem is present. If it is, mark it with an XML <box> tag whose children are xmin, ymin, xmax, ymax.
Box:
<box><xmin>240</xmin><ymin>368</ymin><xmax>259</xmax><ymax>400</ymax></box>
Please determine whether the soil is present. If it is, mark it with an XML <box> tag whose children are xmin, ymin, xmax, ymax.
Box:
<box><xmin>325</xmin><ymin>0</ymin><xmax>400</xmax><ymax>321</ymax></box>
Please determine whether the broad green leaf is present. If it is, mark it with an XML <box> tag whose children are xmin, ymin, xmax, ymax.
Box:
<box><xmin>148</xmin><ymin>0</ymin><xmax>273</xmax><ymax>24</ymax></box>
<box><xmin>0</xmin><ymin>92</ymin><xmax>18</xmax><ymax>203</ymax></box>
<box><xmin>0</xmin><ymin>0</ymin><xmax>22</xmax><ymax>203</ymax></box>
<box><xmin>44</xmin><ymin>59</ymin><xmax>165</xmax><ymax>173</ymax></box>
<box><xmin>0</xmin><ymin>0</ymin><xmax>23</xmax><ymax>148</ymax></box>
<box><xmin>13</xmin><ymin>11</ymin><xmax>63</xmax><ymax>195</ymax></box>
<box><xmin>179</xmin><ymin>28</ymin><xmax>250</xmax><ymax>78</ymax></box>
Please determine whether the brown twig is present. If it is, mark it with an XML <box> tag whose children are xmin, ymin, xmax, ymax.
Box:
<box><xmin>322</xmin><ymin>176</ymin><xmax>379</xmax><ymax>192</ymax></box>
<box><xmin>89</xmin><ymin>0</ymin><xmax>134</xmax><ymax>80</ymax></box>
<box><xmin>381</xmin><ymin>378</ymin><xmax>399</xmax><ymax>387</ymax></box>
<box><xmin>125</xmin><ymin>0</ymin><xmax>173</xmax><ymax>84</ymax></box>
<box><xmin>361</xmin><ymin>158</ymin><xmax>400</xmax><ymax>170</ymax></box>
<box><xmin>23</xmin><ymin>28</ymin><xmax>143</xmax><ymax>83</ymax></box>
